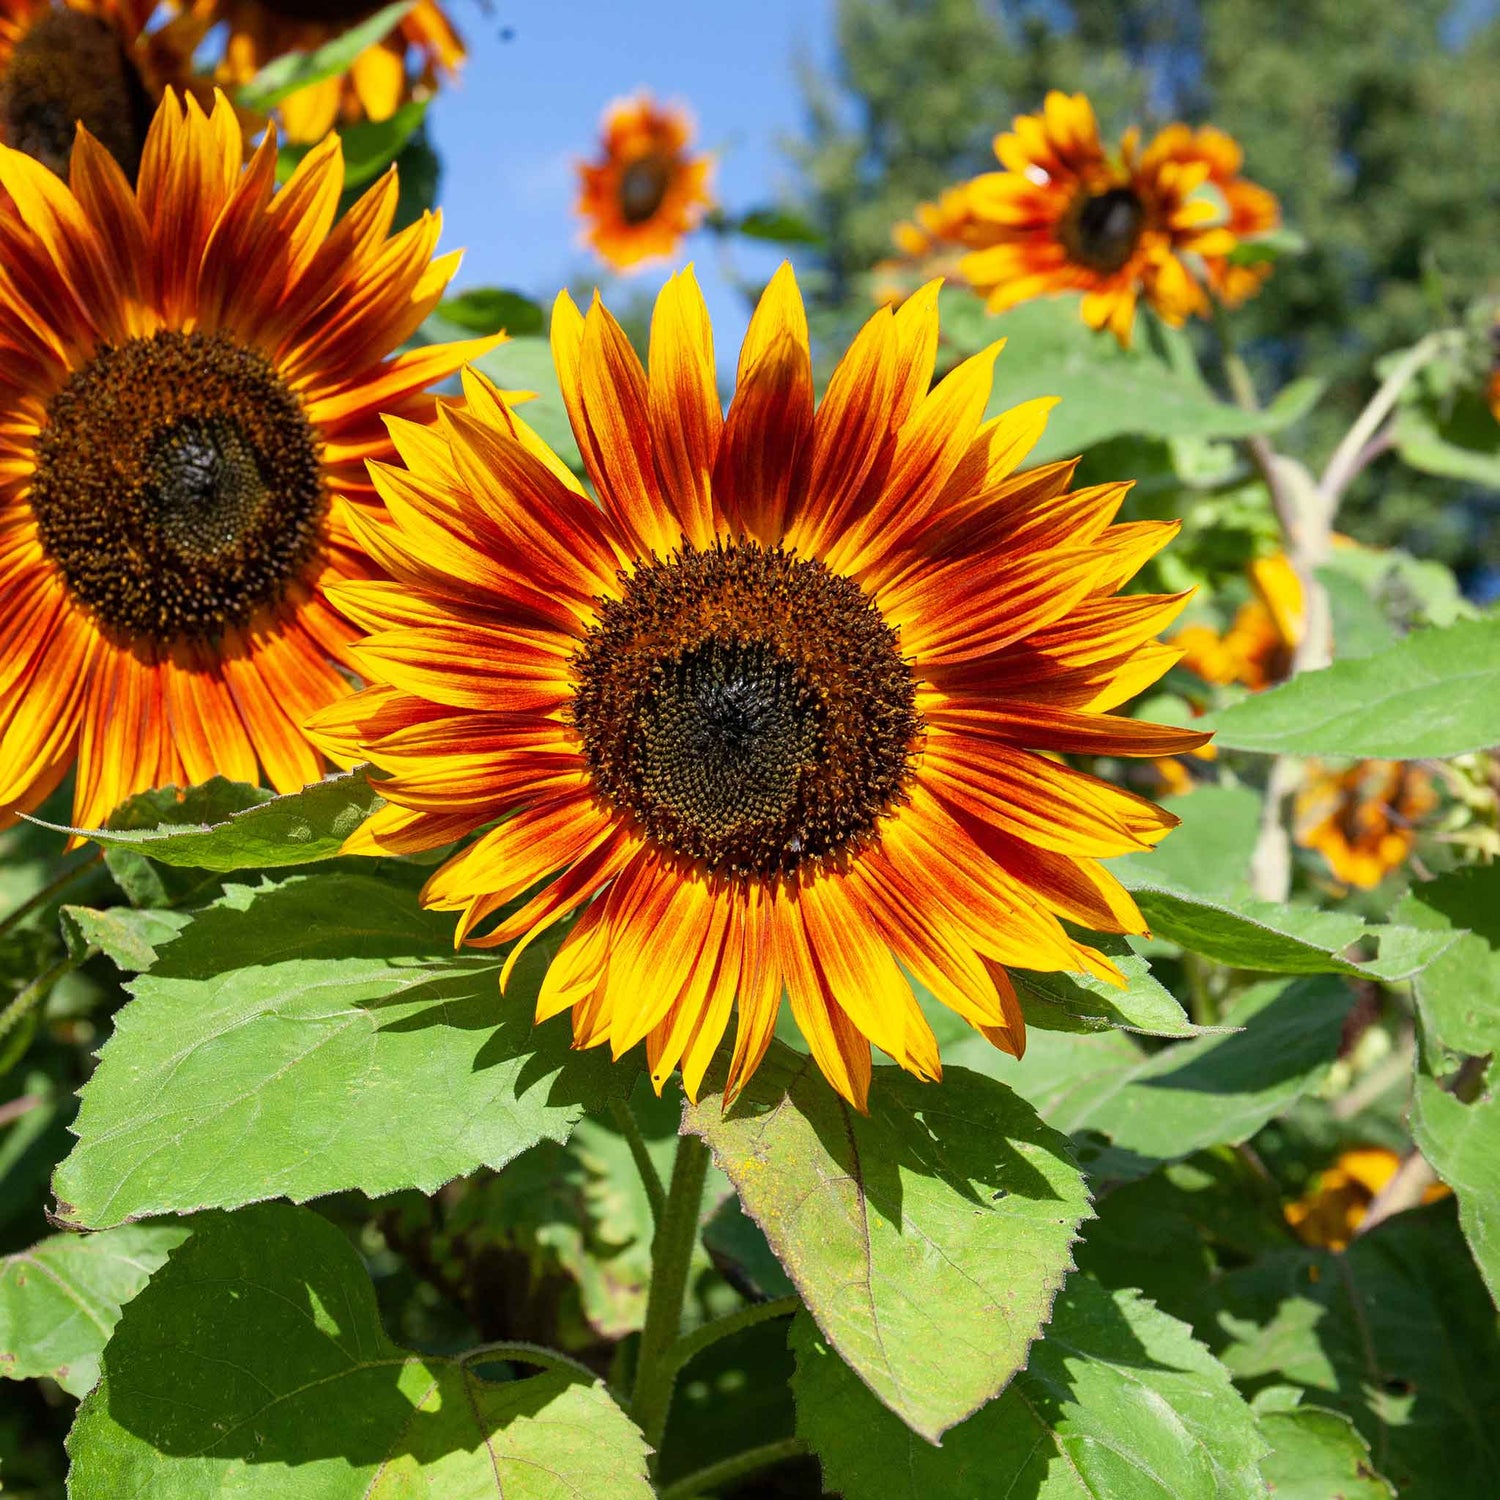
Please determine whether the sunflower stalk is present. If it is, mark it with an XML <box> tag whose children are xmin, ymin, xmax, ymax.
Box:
<box><xmin>630</xmin><ymin>1129</ymin><xmax>711</xmax><ymax>1462</ymax></box>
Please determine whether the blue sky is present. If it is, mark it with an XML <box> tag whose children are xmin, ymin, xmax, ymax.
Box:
<box><xmin>425</xmin><ymin>1</ymin><xmax>834</xmax><ymax>353</ymax></box>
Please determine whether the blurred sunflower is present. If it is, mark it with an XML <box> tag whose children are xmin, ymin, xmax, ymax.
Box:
<box><xmin>1144</xmin><ymin>123</ymin><xmax>1281</xmax><ymax>308</ymax></box>
<box><xmin>1286</xmin><ymin>1147</ymin><xmax>1448</xmax><ymax>1250</ymax></box>
<box><xmin>874</xmin><ymin>182</ymin><xmax>983</xmax><ymax>306</ymax></box>
<box><xmin>1293</xmin><ymin>760</ymin><xmax>1437</xmax><ymax>890</ymax></box>
<box><xmin>958</xmin><ymin>91</ymin><xmax>1239</xmax><ymax>346</ymax></box>
<box><xmin>312</xmin><ymin>266</ymin><xmax>1209</xmax><ymax>1110</ymax></box>
<box><xmin>577</xmin><ymin>92</ymin><xmax>713</xmax><ymax>273</ymax></box>
<box><xmin>0</xmin><ymin>0</ymin><xmax>205</xmax><ymax>177</ymax></box>
<box><xmin>210</xmin><ymin>0</ymin><xmax>464</xmax><ymax>144</ymax></box>
<box><xmin>1174</xmin><ymin>552</ymin><xmax>1303</xmax><ymax>691</ymax></box>
<box><xmin>0</xmin><ymin>90</ymin><xmax>493</xmax><ymax>833</ymax></box>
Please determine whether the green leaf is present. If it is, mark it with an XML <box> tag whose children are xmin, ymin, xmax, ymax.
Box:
<box><xmin>277</xmin><ymin>99</ymin><xmax>426</xmax><ymax>190</ymax></box>
<box><xmin>684</xmin><ymin>1044</ymin><xmax>1091</xmax><ymax>1441</ymax></box>
<box><xmin>1251</xmin><ymin>1388</ymin><xmax>1395</xmax><ymax>1499</ymax></box>
<box><xmin>438</xmin><ymin>286</ymin><xmax>546</xmax><ymax>337</ymax></box>
<box><xmin>1015</xmin><ymin>978</ymin><xmax>1352</xmax><ymax>1181</ymax></box>
<box><xmin>58</xmin><ymin>905</ymin><xmax>189</xmax><ymax>972</ymax></box>
<box><xmin>1320</xmin><ymin>565</ymin><xmax>1398</xmax><ymax>659</ymax></box>
<box><xmin>1109</xmin><ymin>785</ymin><xmax>1261</xmax><ymax>902</ymax></box>
<box><xmin>1410</xmin><ymin>1081</ymin><xmax>1500</xmax><ymax>1309</ymax></box>
<box><xmin>1225</xmin><ymin>225</ymin><xmax>1309</xmax><ymax>265</ymax></box>
<box><xmin>34</xmin><ymin>771</ymin><xmax>382</xmax><ymax>873</ymax></box>
<box><xmin>237</xmin><ymin>2</ymin><xmax>416</xmax><ymax>110</ymax></box>
<box><xmin>1012</xmin><ymin>932</ymin><xmax>1203</xmax><ymax>1037</ymax></box>
<box><xmin>959</xmin><ymin>291</ymin><xmax>1321</xmax><ymax>462</ymax></box>
<box><xmin>792</xmin><ymin>1276</ymin><xmax>1266</xmax><ymax>1498</ymax></box>
<box><xmin>51</xmin><ymin>872</ymin><xmax>613</xmax><ymax>1229</ymax></box>
<box><xmin>0</xmin><ymin>1224</ymin><xmax>188</xmax><ymax>1397</ymax></box>
<box><xmin>702</xmin><ymin>1194</ymin><xmax>796</xmax><ymax>1301</ymax></box>
<box><xmin>734</xmin><ymin>207</ymin><xmax>825</xmax><ymax>245</ymax></box>
<box><xmin>1213</xmin><ymin>1205</ymin><xmax>1500</xmax><ymax>1499</ymax></box>
<box><xmin>1199</xmin><ymin>615</ymin><xmax>1500</xmax><ymax>759</ymax></box>
<box><xmin>1393</xmin><ymin>384</ymin><xmax>1500</xmax><ymax>488</ymax></box>
<box><xmin>67</xmin><ymin>1203</ymin><xmax>653</xmax><ymax>1498</ymax></box>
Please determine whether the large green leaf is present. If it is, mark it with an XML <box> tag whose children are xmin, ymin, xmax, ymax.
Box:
<box><xmin>1109</xmin><ymin>785</ymin><xmax>1261</xmax><ymax>902</ymax></box>
<box><xmin>1251</xmin><ymin>1388</ymin><xmax>1395</xmax><ymax>1500</ymax></box>
<box><xmin>684</xmin><ymin>1044</ymin><xmax>1091</xmax><ymax>1441</ymax></box>
<box><xmin>67</xmin><ymin>1203</ymin><xmax>652</xmax><ymax>1498</ymax></box>
<box><xmin>59</xmin><ymin>906</ymin><xmax>190</xmax><ymax>973</ymax></box>
<box><xmin>952</xmin><ymin>291</ymin><xmax>1321</xmax><ymax>462</ymax></box>
<box><xmin>792</xmin><ymin>1275</ymin><xmax>1266</xmax><ymax>1498</ymax></box>
<box><xmin>1212</xmin><ymin>1205</ymin><xmax>1500</xmax><ymax>1499</ymax></box>
<box><xmin>438</xmin><ymin>287</ymin><xmax>546</xmax><ymax>337</ymax></box>
<box><xmin>237</xmin><ymin>2</ymin><xmax>416</xmax><ymax>110</ymax></box>
<box><xmin>52</xmin><ymin>872</ymin><xmax>613</xmax><ymax>1229</ymax></box>
<box><xmin>0</xmin><ymin>1224</ymin><xmax>187</xmax><ymax>1397</ymax></box>
<box><xmin>1200</xmin><ymin>615</ymin><xmax>1500</xmax><ymax>759</ymax></box>
<box><xmin>34</xmin><ymin>771</ymin><xmax>382</xmax><ymax>873</ymax></box>
<box><xmin>1011</xmin><ymin>932</ymin><xmax>1201</xmax><ymax>1037</ymax></box>
<box><xmin>1409</xmin><ymin>1081</ymin><xmax>1500</xmax><ymax>1308</ymax></box>
<box><xmin>984</xmin><ymin>978</ymin><xmax>1352</xmax><ymax>1180</ymax></box>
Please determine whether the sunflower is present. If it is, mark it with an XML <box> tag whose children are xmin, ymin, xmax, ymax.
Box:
<box><xmin>1285</xmin><ymin>1147</ymin><xmax>1448</xmax><ymax>1251</ymax></box>
<box><xmin>0</xmin><ymin>0</ymin><xmax>206</xmax><ymax>177</ymax></box>
<box><xmin>1293</xmin><ymin>760</ymin><xmax>1437</xmax><ymax>890</ymax></box>
<box><xmin>312</xmin><ymin>266</ymin><xmax>1208</xmax><ymax>1110</ymax></box>
<box><xmin>1174</xmin><ymin>552</ymin><xmax>1303</xmax><ymax>691</ymax></box>
<box><xmin>0</xmin><ymin>89</ymin><xmax>493</xmax><ymax>835</ymax></box>
<box><xmin>959</xmin><ymin>91</ymin><xmax>1238</xmax><ymax>346</ymax></box>
<box><xmin>873</xmin><ymin>183</ymin><xmax>984</xmax><ymax>306</ymax></box>
<box><xmin>210</xmin><ymin>0</ymin><xmax>464</xmax><ymax>145</ymax></box>
<box><xmin>1143</xmin><ymin>123</ymin><xmax>1280</xmax><ymax>308</ymax></box>
<box><xmin>576</xmin><ymin>92</ymin><xmax>714</xmax><ymax>274</ymax></box>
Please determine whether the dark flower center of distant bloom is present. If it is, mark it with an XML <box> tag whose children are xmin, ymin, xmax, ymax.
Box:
<box><xmin>0</xmin><ymin>7</ymin><xmax>152</xmax><ymax>179</ymax></box>
<box><xmin>30</xmin><ymin>331</ymin><xmax>326</xmax><ymax>643</ymax></box>
<box><xmin>1064</xmin><ymin>186</ymin><xmax>1147</xmax><ymax>274</ymax></box>
<box><xmin>618</xmin><ymin>153</ymin><xmax>674</xmax><ymax>225</ymax></box>
<box><xmin>256</xmin><ymin>0</ymin><xmax>385</xmax><ymax>24</ymax></box>
<box><xmin>571</xmin><ymin>541</ymin><xmax>923</xmax><ymax>878</ymax></box>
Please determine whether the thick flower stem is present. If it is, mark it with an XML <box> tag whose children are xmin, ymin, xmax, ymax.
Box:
<box><xmin>610</xmin><ymin>1096</ymin><xmax>667</xmax><ymax>1225</ymax></box>
<box><xmin>630</xmin><ymin>1130</ymin><xmax>710</xmax><ymax>1463</ymax></box>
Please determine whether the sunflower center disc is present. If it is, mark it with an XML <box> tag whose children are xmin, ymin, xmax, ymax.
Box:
<box><xmin>0</xmin><ymin>7</ymin><xmax>151</xmax><ymax>178</ymax></box>
<box><xmin>572</xmin><ymin>542</ymin><xmax>922</xmax><ymax>878</ymax></box>
<box><xmin>1067</xmin><ymin>186</ymin><xmax>1146</xmax><ymax>273</ymax></box>
<box><xmin>30</xmin><ymin>330</ymin><xmax>326</xmax><ymax>643</ymax></box>
<box><xmin>618</xmin><ymin>155</ymin><xmax>673</xmax><ymax>225</ymax></box>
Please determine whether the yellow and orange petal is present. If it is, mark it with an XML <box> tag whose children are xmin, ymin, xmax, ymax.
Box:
<box><xmin>576</xmin><ymin>92</ymin><xmax>714</xmax><ymax>273</ymax></box>
<box><xmin>1285</xmin><ymin>1147</ymin><xmax>1448</xmax><ymax>1251</ymax></box>
<box><xmin>208</xmin><ymin>0</ymin><xmax>464</xmax><ymax>145</ymax></box>
<box><xmin>0</xmin><ymin>0</ymin><xmax>212</xmax><ymax>177</ymax></box>
<box><xmin>316</xmin><ymin>264</ymin><xmax>1209</xmax><ymax>1111</ymax></box>
<box><xmin>0</xmin><ymin>88</ymin><xmax>493</xmax><ymax>834</ymax></box>
<box><xmin>1293</xmin><ymin>760</ymin><xmax>1437</xmax><ymax>890</ymax></box>
<box><xmin>956</xmin><ymin>90</ymin><xmax>1240</xmax><ymax>347</ymax></box>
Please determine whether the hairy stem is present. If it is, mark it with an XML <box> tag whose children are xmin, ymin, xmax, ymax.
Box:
<box><xmin>0</xmin><ymin>951</ymin><xmax>88</xmax><ymax>1051</ymax></box>
<box><xmin>665</xmin><ymin>1293</ymin><xmax>802</xmax><ymax>1377</ymax></box>
<box><xmin>0</xmin><ymin>851</ymin><xmax>104</xmax><ymax>946</ymax></box>
<box><xmin>656</xmin><ymin>1437</ymin><xmax>810</xmax><ymax>1500</ymax></box>
<box><xmin>631</xmin><ymin>1130</ymin><xmax>710</xmax><ymax>1462</ymax></box>
<box><xmin>457</xmin><ymin>1339</ymin><xmax>600</xmax><ymax>1384</ymax></box>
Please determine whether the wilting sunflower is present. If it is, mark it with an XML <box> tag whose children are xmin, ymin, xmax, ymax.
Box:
<box><xmin>0</xmin><ymin>0</ymin><xmax>205</xmax><ymax>177</ymax></box>
<box><xmin>959</xmin><ymin>91</ymin><xmax>1238</xmax><ymax>346</ymax></box>
<box><xmin>577</xmin><ymin>92</ymin><xmax>714</xmax><ymax>273</ymax></box>
<box><xmin>210</xmin><ymin>0</ymin><xmax>464</xmax><ymax>144</ymax></box>
<box><xmin>1285</xmin><ymin>1147</ymin><xmax>1448</xmax><ymax>1251</ymax></box>
<box><xmin>1174</xmin><ymin>552</ymin><xmax>1303</xmax><ymax>691</ymax></box>
<box><xmin>0</xmin><ymin>90</ymin><xmax>492</xmax><ymax>833</ymax></box>
<box><xmin>312</xmin><ymin>266</ymin><xmax>1209</xmax><ymax>1110</ymax></box>
<box><xmin>1294</xmin><ymin>760</ymin><xmax>1437</xmax><ymax>890</ymax></box>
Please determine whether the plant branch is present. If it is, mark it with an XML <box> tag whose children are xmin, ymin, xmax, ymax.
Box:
<box><xmin>665</xmin><ymin>1294</ymin><xmax>802</xmax><ymax>1377</ymax></box>
<box><xmin>0</xmin><ymin>851</ymin><xmax>104</xmax><ymax>946</ymax></box>
<box><xmin>656</xmin><ymin>1437</ymin><xmax>810</xmax><ymax>1500</ymax></box>
<box><xmin>457</xmin><ymin>1339</ymin><xmax>600</xmax><ymax>1384</ymax></box>
<box><xmin>610</xmin><ymin>1096</ymin><xmax>667</xmax><ymax>1227</ymax></box>
<box><xmin>630</xmin><ymin>1131</ymin><xmax>710</xmax><ymax>1463</ymax></box>
<box><xmin>0</xmin><ymin>950</ymin><xmax>89</xmax><ymax>1049</ymax></box>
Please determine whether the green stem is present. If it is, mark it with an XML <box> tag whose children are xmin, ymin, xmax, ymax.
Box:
<box><xmin>0</xmin><ymin>951</ymin><xmax>86</xmax><ymax>1048</ymax></box>
<box><xmin>610</xmin><ymin>1096</ymin><xmax>667</xmax><ymax>1226</ymax></box>
<box><xmin>0</xmin><ymin>851</ymin><xmax>104</xmax><ymax>946</ymax></box>
<box><xmin>631</xmin><ymin>1131</ymin><xmax>710</xmax><ymax>1462</ymax></box>
<box><xmin>665</xmin><ymin>1294</ymin><xmax>802</xmax><ymax>1378</ymax></box>
<box><xmin>457</xmin><ymin>1339</ymin><xmax>599</xmax><ymax>1384</ymax></box>
<box><xmin>656</xmin><ymin>1437</ymin><xmax>810</xmax><ymax>1500</ymax></box>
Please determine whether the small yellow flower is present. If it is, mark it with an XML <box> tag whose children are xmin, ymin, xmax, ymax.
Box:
<box><xmin>1286</xmin><ymin>1148</ymin><xmax>1448</xmax><ymax>1251</ymax></box>
<box><xmin>1294</xmin><ymin>761</ymin><xmax>1437</xmax><ymax>890</ymax></box>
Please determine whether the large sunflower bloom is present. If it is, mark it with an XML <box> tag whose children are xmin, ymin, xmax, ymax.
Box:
<box><xmin>577</xmin><ymin>92</ymin><xmax>714</xmax><ymax>274</ymax></box>
<box><xmin>210</xmin><ymin>0</ymin><xmax>464</xmax><ymax>145</ymax></box>
<box><xmin>1142</xmin><ymin>124</ymin><xmax>1280</xmax><ymax>308</ymax></box>
<box><xmin>0</xmin><ymin>90</ymin><xmax>493</xmax><ymax>833</ymax></box>
<box><xmin>1293</xmin><ymin>760</ymin><xmax>1437</xmax><ymax>890</ymax></box>
<box><xmin>0</xmin><ymin>0</ymin><xmax>205</xmax><ymax>177</ymax></box>
<box><xmin>960</xmin><ymin>91</ymin><xmax>1237</xmax><ymax>346</ymax></box>
<box><xmin>312</xmin><ymin>267</ymin><xmax>1209</xmax><ymax>1110</ymax></box>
